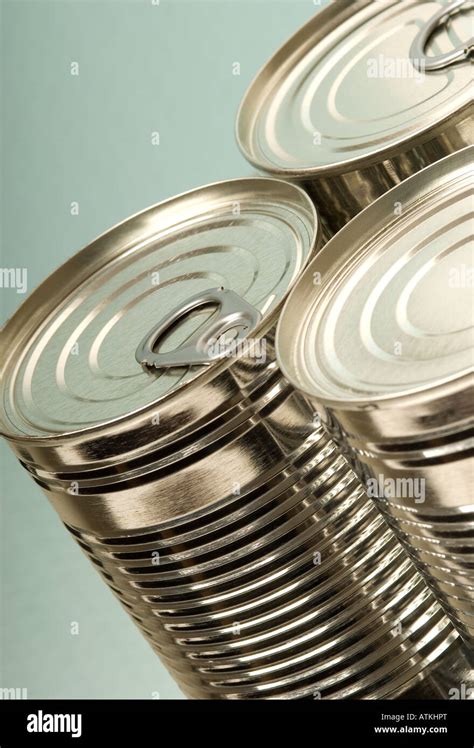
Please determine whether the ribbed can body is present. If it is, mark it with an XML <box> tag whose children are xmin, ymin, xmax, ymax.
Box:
<box><xmin>276</xmin><ymin>149</ymin><xmax>474</xmax><ymax>659</ymax></box>
<box><xmin>1</xmin><ymin>176</ymin><xmax>470</xmax><ymax>699</ymax></box>
<box><xmin>322</xmin><ymin>408</ymin><xmax>474</xmax><ymax>648</ymax></box>
<box><xmin>57</xmin><ymin>390</ymin><xmax>460</xmax><ymax>699</ymax></box>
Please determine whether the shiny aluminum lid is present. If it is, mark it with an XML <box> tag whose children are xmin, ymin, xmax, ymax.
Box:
<box><xmin>277</xmin><ymin>147</ymin><xmax>473</xmax><ymax>407</ymax></box>
<box><xmin>237</xmin><ymin>0</ymin><xmax>473</xmax><ymax>176</ymax></box>
<box><xmin>0</xmin><ymin>178</ymin><xmax>317</xmax><ymax>439</ymax></box>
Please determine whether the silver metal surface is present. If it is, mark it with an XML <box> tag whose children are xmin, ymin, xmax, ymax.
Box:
<box><xmin>0</xmin><ymin>176</ymin><xmax>464</xmax><ymax>699</ymax></box>
<box><xmin>64</xmin><ymin>415</ymin><xmax>463</xmax><ymax>700</ymax></box>
<box><xmin>277</xmin><ymin>147</ymin><xmax>474</xmax><ymax>648</ymax></box>
<box><xmin>135</xmin><ymin>287</ymin><xmax>262</xmax><ymax>369</ymax></box>
<box><xmin>0</xmin><ymin>178</ymin><xmax>316</xmax><ymax>445</ymax></box>
<box><xmin>236</xmin><ymin>0</ymin><xmax>473</xmax><ymax>234</ymax></box>
<box><xmin>410</xmin><ymin>0</ymin><xmax>474</xmax><ymax>71</ymax></box>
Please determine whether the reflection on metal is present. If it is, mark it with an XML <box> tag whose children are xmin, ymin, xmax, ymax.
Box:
<box><xmin>277</xmin><ymin>148</ymin><xmax>474</xmax><ymax>651</ymax></box>
<box><xmin>237</xmin><ymin>0</ymin><xmax>473</xmax><ymax>233</ymax></box>
<box><xmin>135</xmin><ymin>287</ymin><xmax>262</xmax><ymax>369</ymax></box>
<box><xmin>410</xmin><ymin>0</ymin><xmax>474</xmax><ymax>72</ymax></box>
<box><xmin>0</xmin><ymin>177</ymin><xmax>466</xmax><ymax>699</ymax></box>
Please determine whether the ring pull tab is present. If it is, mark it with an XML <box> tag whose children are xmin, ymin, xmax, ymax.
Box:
<box><xmin>135</xmin><ymin>287</ymin><xmax>262</xmax><ymax>370</ymax></box>
<box><xmin>410</xmin><ymin>0</ymin><xmax>474</xmax><ymax>72</ymax></box>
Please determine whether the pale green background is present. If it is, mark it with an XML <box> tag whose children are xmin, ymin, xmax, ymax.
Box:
<box><xmin>0</xmin><ymin>0</ymin><xmax>328</xmax><ymax>699</ymax></box>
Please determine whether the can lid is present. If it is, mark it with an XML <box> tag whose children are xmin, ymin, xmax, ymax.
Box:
<box><xmin>277</xmin><ymin>147</ymin><xmax>473</xmax><ymax>407</ymax></box>
<box><xmin>0</xmin><ymin>178</ymin><xmax>317</xmax><ymax>439</ymax></box>
<box><xmin>237</xmin><ymin>0</ymin><xmax>473</xmax><ymax>177</ymax></box>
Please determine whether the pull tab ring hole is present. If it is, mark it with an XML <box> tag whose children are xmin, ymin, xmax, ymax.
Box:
<box><xmin>135</xmin><ymin>287</ymin><xmax>262</xmax><ymax>370</ymax></box>
<box><xmin>151</xmin><ymin>302</ymin><xmax>218</xmax><ymax>356</ymax></box>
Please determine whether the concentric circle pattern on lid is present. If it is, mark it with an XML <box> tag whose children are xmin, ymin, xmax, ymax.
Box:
<box><xmin>277</xmin><ymin>147</ymin><xmax>473</xmax><ymax>405</ymax></box>
<box><xmin>237</xmin><ymin>0</ymin><xmax>473</xmax><ymax>175</ymax></box>
<box><xmin>0</xmin><ymin>179</ymin><xmax>316</xmax><ymax>437</ymax></box>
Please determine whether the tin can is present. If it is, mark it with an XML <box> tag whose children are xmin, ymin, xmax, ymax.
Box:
<box><xmin>236</xmin><ymin>0</ymin><xmax>473</xmax><ymax>235</ymax></box>
<box><xmin>0</xmin><ymin>177</ymin><xmax>463</xmax><ymax>698</ymax></box>
<box><xmin>277</xmin><ymin>147</ymin><xmax>474</xmax><ymax>651</ymax></box>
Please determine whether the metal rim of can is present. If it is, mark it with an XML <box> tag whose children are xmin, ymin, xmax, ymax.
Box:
<box><xmin>0</xmin><ymin>177</ymin><xmax>320</xmax><ymax>454</ymax></box>
<box><xmin>236</xmin><ymin>0</ymin><xmax>473</xmax><ymax>179</ymax></box>
<box><xmin>276</xmin><ymin>146</ymin><xmax>473</xmax><ymax>415</ymax></box>
<box><xmin>273</xmin><ymin>145</ymin><xmax>474</xmax><ymax>646</ymax></box>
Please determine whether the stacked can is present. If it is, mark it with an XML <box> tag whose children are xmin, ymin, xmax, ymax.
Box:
<box><xmin>0</xmin><ymin>178</ymin><xmax>463</xmax><ymax>698</ymax></box>
<box><xmin>277</xmin><ymin>149</ymin><xmax>474</xmax><ymax>654</ymax></box>
<box><xmin>236</xmin><ymin>0</ymin><xmax>472</xmax><ymax>235</ymax></box>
